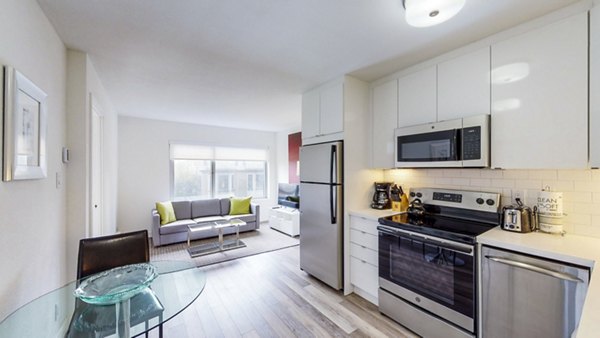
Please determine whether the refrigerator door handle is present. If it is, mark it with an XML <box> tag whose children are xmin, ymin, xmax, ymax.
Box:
<box><xmin>330</xmin><ymin>144</ymin><xmax>336</xmax><ymax>185</ymax></box>
<box><xmin>330</xmin><ymin>185</ymin><xmax>337</xmax><ymax>224</ymax></box>
<box><xmin>330</xmin><ymin>145</ymin><xmax>337</xmax><ymax>224</ymax></box>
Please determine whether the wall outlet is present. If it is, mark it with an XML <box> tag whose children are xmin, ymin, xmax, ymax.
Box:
<box><xmin>513</xmin><ymin>189</ymin><xmax>526</xmax><ymax>203</ymax></box>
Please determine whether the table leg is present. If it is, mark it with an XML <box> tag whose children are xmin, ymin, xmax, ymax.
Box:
<box><xmin>218</xmin><ymin>227</ymin><xmax>224</xmax><ymax>250</ymax></box>
<box><xmin>115</xmin><ymin>298</ymin><xmax>131</xmax><ymax>338</ymax></box>
<box><xmin>187</xmin><ymin>228</ymin><xmax>191</xmax><ymax>247</ymax></box>
<box><xmin>236</xmin><ymin>225</ymin><xmax>240</xmax><ymax>246</ymax></box>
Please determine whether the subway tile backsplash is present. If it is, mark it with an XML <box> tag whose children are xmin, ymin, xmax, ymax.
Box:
<box><xmin>383</xmin><ymin>168</ymin><xmax>600</xmax><ymax>238</ymax></box>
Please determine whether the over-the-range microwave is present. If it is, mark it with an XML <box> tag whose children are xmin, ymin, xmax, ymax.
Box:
<box><xmin>394</xmin><ymin>114</ymin><xmax>490</xmax><ymax>168</ymax></box>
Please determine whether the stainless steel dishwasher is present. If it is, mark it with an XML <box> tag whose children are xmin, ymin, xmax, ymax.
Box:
<box><xmin>481</xmin><ymin>246</ymin><xmax>589</xmax><ymax>338</ymax></box>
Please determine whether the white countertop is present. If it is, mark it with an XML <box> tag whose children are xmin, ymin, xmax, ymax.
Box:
<box><xmin>348</xmin><ymin>208</ymin><xmax>401</xmax><ymax>221</ymax></box>
<box><xmin>478</xmin><ymin>227</ymin><xmax>600</xmax><ymax>338</ymax></box>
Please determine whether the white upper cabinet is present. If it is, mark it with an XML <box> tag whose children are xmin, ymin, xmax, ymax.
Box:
<box><xmin>302</xmin><ymin>77</ymin><xmax>368</xmax><ymax>146</ymax></box>
<box><xmin>591</xmin><ymin>6</ymin><xmax>600</xmax><ymax>168</ymax></box>
<box><xmin>438</xmin><ymin>47</ymin><xmax>491</xmax><ymax>121</ymax></box>
<box><xmin>301</xmin><ymin>89</ymin><xmax>320</xmax><ymax>139</ymax></box>
<box><xmin>491</xmin><ymin>13</ymin><xmax>588</xmax><ymax>169</ymax></box>
<box><xmin>372</xmin><ymin>79</ymin><xmax>398</xmax><ymax>168</ymax></box>
<box><xmin>397</xmin><ymin>66</ymin><xmax>437</xmax><ymax>127</ymax></box>
<box><xmin>319</xmin><ymin>82</ymin><xmax>344</xmax><ymax>135</ymax></box>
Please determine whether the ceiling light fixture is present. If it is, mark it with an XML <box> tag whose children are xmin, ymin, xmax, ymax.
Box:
<box><xmin>402</xmin><ymin>0</ymin><xmax>466</xmax><ymax>27</ymax></box>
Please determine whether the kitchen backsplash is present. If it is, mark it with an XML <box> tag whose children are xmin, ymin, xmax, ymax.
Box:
<box><xmin>383</xmin><ymin>168</ymin><xmax>600</xmax><ymax>238</ymax></box>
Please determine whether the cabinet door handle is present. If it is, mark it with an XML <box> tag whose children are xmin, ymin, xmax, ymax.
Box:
<box><xmin>486</xmin><ymin>256</ymin><xmax>585</xmax><ymax>283</ymax></box>
<box><xmin>361</xmin><ymin>245</ymin><xmax>366</xmax><ymax>249</ymax></box>
<box><xmin>361</xmin><ymin>260</ymin><xmax>367</xmax><ymax>264</ymax></box>
<box><xmin>361</xmin><ymin>231</ymin><xmax>366</xmax><ymax>234</ymax></box>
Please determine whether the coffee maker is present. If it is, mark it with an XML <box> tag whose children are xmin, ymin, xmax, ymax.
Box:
<box><xmin>371</xmin><ymin>182</ymin><xmax>392</xmax><ymax>209</ymax></box>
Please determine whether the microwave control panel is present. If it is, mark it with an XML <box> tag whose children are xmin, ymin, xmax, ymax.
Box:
<box><xmin>462</xmin><ymin>126</ymin><xmax>481</xmax><ymax>160</ymax></box>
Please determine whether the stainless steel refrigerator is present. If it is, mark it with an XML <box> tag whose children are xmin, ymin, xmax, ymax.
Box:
<box><xmin>299</xmin><ymin>141</ymin><xmax>343</xmax><ymax>290</ymax></box>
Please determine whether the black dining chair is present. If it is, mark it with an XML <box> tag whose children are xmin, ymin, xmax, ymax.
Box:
<box><xmin>66</xmin><ymin>230</ymin><xmax>164</xmax><ymax>338</ymax></box>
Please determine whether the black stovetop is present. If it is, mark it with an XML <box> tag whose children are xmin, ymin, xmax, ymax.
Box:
<box><xmin>378</xmin><ymin>209</ymin><xmax>500</xmax><ymax>244</ymax></box>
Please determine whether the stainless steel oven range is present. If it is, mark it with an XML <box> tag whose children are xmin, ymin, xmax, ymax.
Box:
<box><xmin>377</xmin><ymin>188</ymin><xmax>500</xmax><ymax>338</ymax></box>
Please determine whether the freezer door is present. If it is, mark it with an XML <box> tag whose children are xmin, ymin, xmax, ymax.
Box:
<box><xmin>300</xmin><ymin>141</ymin><xmax>343</xmax><ymax>184</ymax></box>
<box><xmin>299</xmin><ymin>182</ymin><xmax>343</xmax><ymax>289</ymax></box>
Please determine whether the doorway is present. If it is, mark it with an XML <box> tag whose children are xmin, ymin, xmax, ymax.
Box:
<box><xmin>90</xmin><ymin>95</ymin><xmax>104</xmax><ymax>237</ymax></box>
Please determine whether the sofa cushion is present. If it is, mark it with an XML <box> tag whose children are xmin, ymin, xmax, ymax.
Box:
<box><xmin>156</xmin><ymin>201</ymin><xmax>176</xmax><ymax>225</ymax></box>
<box><xmin>224</xmin><ymin>213</ymin><xmax>256</xmax><ymax>224</ymax></box>
<box><xmin>191</xmin><ymin>199</ymin><xmax>221</xmax><ymax>218</ymax></box>
<box><xmin>192</xmin><ymin>215</ymin><xmax>227</xmax><ymax>224</ymax></box>
<box><xmin>230</xmin><ymin>197</ymin><xmax>252</xmax><ymax>215</ymax></box>
<box><xmin>171</xmin><ymin>201</ymin><xmax>191</xmax><ymax>220</ymax></box>
<box><xmin>219</xmin><ymin>198</ymin><xmax>230</xmax><ymax>215</ymax></box>
<box><xmin>159</xmin><ymin>219</ymin><xmax>196</xmax><ymax>235</ymax></box>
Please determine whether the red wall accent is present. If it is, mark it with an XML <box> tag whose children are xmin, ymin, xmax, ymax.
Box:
<box><xmin>288</xmin><ymin>132</ymin><xmax>301</xmax><ymax>183</ymax></box>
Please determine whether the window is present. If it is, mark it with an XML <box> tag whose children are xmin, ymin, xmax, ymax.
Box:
<box><xmin>170</xmin><ymin>143</ymin><xmax>268</xmax><ymax>200</ymax></box>
<box><xmin>173</xmin><ymin>160</ymin><xmax>212</xmax><ymax>200</ymax></box>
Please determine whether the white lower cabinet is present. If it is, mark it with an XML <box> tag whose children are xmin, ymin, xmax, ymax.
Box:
<box><xmin>349</xmin><ymin>215</ymin><xmax>379</xmax><ymax>304</ymax></box>
<box><xmin>350</xmin><ymin>257</ymin><xmax>378</xmax><ymax>300</ymax></box>
<box><xmin>269</xmin><ymin>207</ymin><xmax>299</xmax><ymax>237</ymax></box>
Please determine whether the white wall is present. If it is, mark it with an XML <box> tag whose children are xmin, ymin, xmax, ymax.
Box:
<box><xmin>342</xmin><ymin>76</ymin><xmax>384</xmax><ymax>294</ymax></box>
<box><xmin>65</xmin><ymin>50</ymin><xmax>119</xmax><ymax>279</ymax></box>
<box><xmin>118</xmin><ymin>116</ymin><xmax>278</xmax><ymax>236</ymax></box>
<box><xmin>65</xmin><ymin>51</ymin><xmax>88</xmax><ymax>281</ymax></box>
<box><xmin>0</xmin><ymin>0</ymin><xmax>67</xmax><ymax>321</ymax></box>
<box><xmin>385</xmin><ymin>169</ymin><xmax>600</xmax><ymax>238</ymax></box>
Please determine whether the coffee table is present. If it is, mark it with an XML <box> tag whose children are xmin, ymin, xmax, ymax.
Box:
<box><xmin>187</xmin><ymin>219</ymin><xmax>247</xmax><ymax>257</ymax></box>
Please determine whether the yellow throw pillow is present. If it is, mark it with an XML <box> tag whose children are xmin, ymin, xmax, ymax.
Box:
<box><xmin>230</xmin><ymin>197</ymin><xmax>252</xmax><ymax>215</ymax></box>
<box><xmin>156</xmin><ymin>201</ymin><xmax>176</xmax><ymax>225</ymax></box>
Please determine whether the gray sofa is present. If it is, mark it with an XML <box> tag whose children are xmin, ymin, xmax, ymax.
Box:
<box><xmin>151</xmin><ymin>198</ymin><xmax>260</xmax><ymax>247</ymax></box>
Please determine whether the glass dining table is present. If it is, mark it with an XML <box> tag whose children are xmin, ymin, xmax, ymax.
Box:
<box><xmin>0</xmin><ymin>260</ymin><xmax>206</xmax><ymax>338</ymax></box>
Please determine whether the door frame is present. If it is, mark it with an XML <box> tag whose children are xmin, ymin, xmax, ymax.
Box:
<box><xmin>89</xmin><ymin>94</ymin><xmax>104</xmax><ymax>237</ymax></box>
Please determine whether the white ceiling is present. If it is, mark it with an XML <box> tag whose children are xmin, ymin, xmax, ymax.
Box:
<box><xmin>37</xmin><ymin>0</ymin><xmax>579</xmax><ymax>132</ymax></box>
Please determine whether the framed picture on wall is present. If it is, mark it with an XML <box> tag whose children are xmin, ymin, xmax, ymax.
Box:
<box><xmin>3</xmin><ymin>66</ymin><xmax>47</xmax><ymax>181</ymax></box>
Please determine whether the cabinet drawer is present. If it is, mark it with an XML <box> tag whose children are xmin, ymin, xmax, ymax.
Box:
<box><xmin>350</xmin><ymin>229</ymin><xmax>378</xmax><ymax>249</ymax></box>
<box><xmin>350</xmin><ymin>243</ymin><xmax>378</xmax><ymax>266</ymax></box>
<box><xmin>349</xmin><ymin>216</ymin><xmax>379</xmax><ymax>236</ymax></box>
<box><xmin>350</xmin><ymin>256</ymin><xmax>379</xmax><ymax>297</ymax></box>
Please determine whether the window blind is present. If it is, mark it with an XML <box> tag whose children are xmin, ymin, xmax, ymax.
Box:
<box><xmin>170</xmin><ymin>143</ymin><xmax>268</xmax><ymax>161</ymax></box>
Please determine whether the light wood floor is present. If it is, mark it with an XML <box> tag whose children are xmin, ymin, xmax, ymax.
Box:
<box><xmin>151</xmin><ymin>246</ymin><xmax>417</xmax><ymax>338</ymax></box>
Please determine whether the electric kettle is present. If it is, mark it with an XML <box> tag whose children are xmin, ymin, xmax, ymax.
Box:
<box><xmin>501</xmin><ymin>198</ymin><xmax>537</xmax><ymax>233</ymax></box>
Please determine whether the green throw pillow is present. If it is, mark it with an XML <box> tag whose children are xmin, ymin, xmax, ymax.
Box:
<box><xmin>156</xmin><ymin>201</ymin><xmax>176</xmax><ymax>225</ymax></box>
<box><xmin>230</xmin><ymin>197</ymin><xmax>252</xmax><ymax>215</ymax></box>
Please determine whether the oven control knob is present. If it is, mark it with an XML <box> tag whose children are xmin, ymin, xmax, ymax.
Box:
<box><xmin>410</xmin><ymin>192</ymin><xmax>416</xmax><ymax>197</ymax></box>
<box><xmin>416</xmin><ymin>192</ymin><xmax>422</xmax><ymax>198</ymax></box>
<box><xmin>486</xmin><ymin>199</ymin><xmax>495</xmax><ymax>206</ymax></box>
<box><xmin>476</xmin><ymin>198</ymin><xmax>484</xmax><ymax>205</ymax></box>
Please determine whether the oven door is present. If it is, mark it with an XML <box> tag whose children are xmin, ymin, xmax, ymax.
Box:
<box><xmin>378</xmin><ymin>225</ymin><xmax>475</xmax><ymax>332</ymax></box>
<box><xmin>394</xmin><ymin>119</ymin><xmax>463</xmax><ymax>168</ymax></box>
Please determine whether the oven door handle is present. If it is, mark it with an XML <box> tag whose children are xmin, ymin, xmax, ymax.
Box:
<box><xmin>378</xmin><ymin>226</ymin><xmax>473</xmax><ymax>255</ymax></box>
